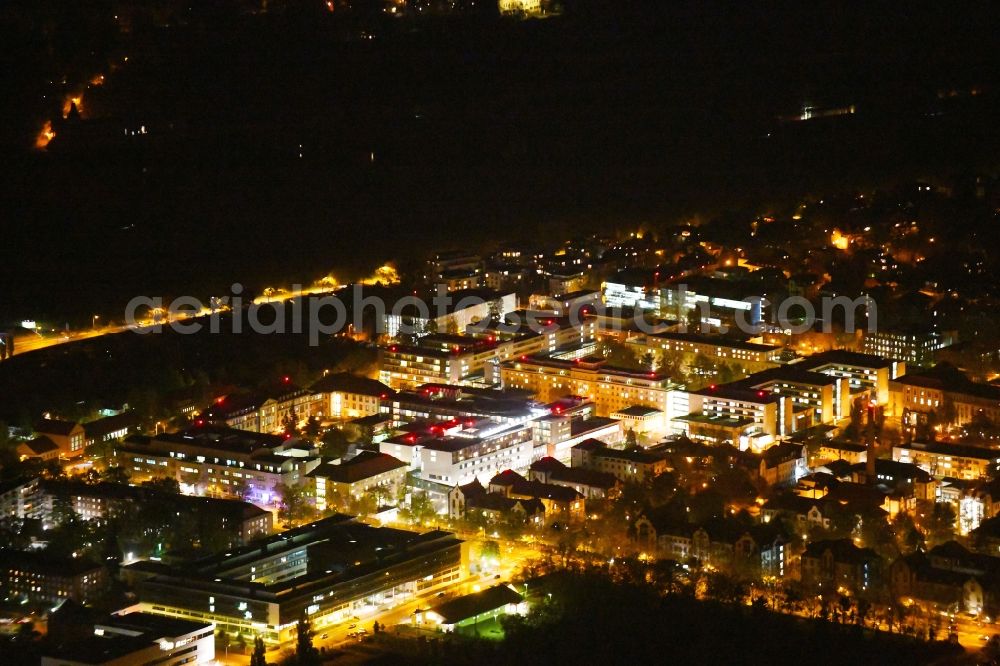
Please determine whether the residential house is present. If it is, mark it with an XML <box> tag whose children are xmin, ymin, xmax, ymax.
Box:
<box><xmin>800</xmin><ymin>539</ymin><xmax>881</xmax><ymax>592</ymax></box>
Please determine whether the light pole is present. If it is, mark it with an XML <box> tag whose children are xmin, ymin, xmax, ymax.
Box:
<box><xmin>92</xmin><ymin>315</ymin><xmax>99</xmax><ymax>330</ymax></box>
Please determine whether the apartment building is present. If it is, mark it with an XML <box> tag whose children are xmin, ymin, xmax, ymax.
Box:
<box><xmin>117</xmin><ymin>426</ymin><xmax>320</xmax><ymax>509</ymax></box>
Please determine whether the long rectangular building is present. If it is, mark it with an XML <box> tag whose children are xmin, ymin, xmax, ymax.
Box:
<box><xmin>797</xmin><ymin>350</ymin><xmax>903</xmax><ymax>406</ymax></box>
<box><xmin>893</xmin><ymin>441</ymin><xmax>1000</xmax><ymax>480</ymax></box>
<box><xmin>381</xmin><ymin>419</ymin><xmax>533</xmax><ymax>486</ymax></box>
<box><xmin>380</xmin><ymin>316</ymin><xmax>595</xmax><ymax>391</ymax></box>
<box><xmin>129</xmin><ymin>515</ymin><xmax>464</xmax><ymax>644</ymax></box>
<box><xmin>627</xmin><ymin>331</ymin><xmax>782</xmax><ymax>373</ymax></box>
<box><xmin>499</xmin><ymin>355</ymin><xmax>683</xmax><ymax>419</ymax></box>
<box><xmin>117</xmin><ymin>426</ymin><xmax>320</xmax><ymax>509</ymax></box>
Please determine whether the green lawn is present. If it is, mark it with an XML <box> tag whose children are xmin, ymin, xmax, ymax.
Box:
<box><xmin>454</xmin><ymin>616</ymin><xmax>506</xmax><ymax>640</ymax></box>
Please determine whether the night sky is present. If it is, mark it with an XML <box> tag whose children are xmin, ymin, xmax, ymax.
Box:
<box><xmin>1</xmin><ymin>1</ymin><xmax>997</xmax><ymax>323</ymax></box>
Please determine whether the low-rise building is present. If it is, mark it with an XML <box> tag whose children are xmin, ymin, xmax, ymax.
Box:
<box><xmin>16</xmin><ymin>436</ymin><xmax>61</xmax><ymax>462</ymax></box>
<box><xmin>528</xmin><ymin>457</ymin><xmax>620</xmax><ymax>499</ymax></box>
<box><xmin>33</xmin><ymin>418</ymin><xmax>86</xmax><ymax>459</ymax></box>
<box><xmin>610</xmin><ymin>405</ymin><xmax>667</xmax><ymax>438</ymax></box>
<box><xmin>570</xmin><ymin>439</ymin><xmax>669</xmax><ymax>484</ymax></box>
<box><xmin>814</xmin><ymin>441</ymin><xmax>868</xmax><ymax>466</ymax></box>
<box><xmin>423</xmin><ymin>584</ymin><xmax>525</xmax><ymax>633</ymax></box>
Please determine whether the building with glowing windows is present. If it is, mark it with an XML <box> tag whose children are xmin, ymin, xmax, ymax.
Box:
<box><xmin>863</xmin><ymin>327</ymin><xmax>955</xmax><ymax>368</ymax></box>
<box><xmin>309</xmin><ymin>373</ymin><xmax>394</xmax><ymax>420</ymax></box>
<box><xmin>380</xmin><ymin>418</ymin><xmax>533</xmax><ymax>486</ymax></box>
<box><xmin>675</xmin><ymin>384</ymin><xmax>798</xmax><ymax>451</ymax></box>
<box><xmin>796</xmin><ymin>350</ymin><xmax>903</xmax><ymax>406</ymax></box>
<box><xmin>117</xmin><ymin>426</ymin><xmax>320</xmax><ymax>508</ymax></box>
<box><xmin>128</xmin><ymin>515</ymin><xmax>464</xmax><ymax>645</ymax></box>
<box><xmin>380</xmin><ymin>314</ymin><xmax>596</xmax><ymax>391</ymax></box>
<box><xmin>499</xmin><ymin>354</ymin><xmax>683</xmax><ymax>419</ymax></box>
<box><xmin>627</xmin><ymin>331</ymin><xmax>782</xmax><ymax>374</ymax></box>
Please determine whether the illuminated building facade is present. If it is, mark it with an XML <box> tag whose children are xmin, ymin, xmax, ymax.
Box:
<box><xmin>117</xmin><ymin>426</ymin><xmax>320</xmax><ymax>508</ymax></box>
<box><xmin>129</xmin><ymin>516</ymin><xmax>464</xmax><ymax>644</ymax></box>
<box><xmin>500</xmin><ymin>355</ymin><xmax>682</xmax><ymax>418</ymax></box>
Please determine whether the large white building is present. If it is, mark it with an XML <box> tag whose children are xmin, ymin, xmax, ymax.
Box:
<box><xmin>380</xmin><ymin>419</ymin><xmax>533</xmax><ymax>487</ymax></box>
<box><xmin>383</xmin><ymin>289</ymin><xmax>516</xmax><ymax>339</ymax></box>
<box><xmin>380</xmin><ymin>315</ymin><xmax>596</xmax><ymax>390</ymax></box>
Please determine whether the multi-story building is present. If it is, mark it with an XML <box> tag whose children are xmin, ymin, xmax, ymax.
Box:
<box><xmin>570</xmin><ymin>439</ymin><xmax>669</xmax><ymax>483</ymax></box>
<box><xmin>890</xmin><ymin>363</ymin><xmax>1000</xmax><ymax>427</ymax></box>
<box><xmin>893</xmin><ymin>441</ymin><xmax>1000</xmax><ymax>480</ymax></box>
<box><xmin>660</xmin><ymin>276</ymin><xmax>767</xmax><ymax>329</ymax></box>
<box><xmin>28</xmin><ymin>480</ymin><xmax>273</xmax><ymax>543</ymax></box>
<box><xmin>675</xmin><ymin>383</ymin><xmax>800</xmax><ymax>451</ymax></box>
<box><xmin>381</xmin><ymin>384</ymin><xmax>543</xmax><ymax>426</ymax></box>
<box><xmin>438</xmin><ymin>268</ymin><xmax>482</xmax><ymax>292</ymax></box>
<box><xmin>0</xmin><ymin>477</ymin><xmax>41</xmax><ymax>521</ymax></box>
<box><xmin>82</xmin><ymin>411</ymin><xmax>139</xmax><ymax>449</ymax></box>
<box><xmin>0</xmin><ymin>551</ymin><xmax>107</xmax><ymax>605</ymax></box>
<box><xmin>42</xmin><ymin>613</ymin><xmax>215</xmax><ymax>666</ymax></box>
<box><xmin>308</xmin><ymin>451</ymin><xmax>408</xmax><ymax>513</ymax></box>
<box><xmin>800</xmin><ymin>538</ymin><xmax>880</xmax><ymax>592</ymax></box>
<box><xmin>380</xmin><ymin>314</ymin><xmax>596</xmax><ymax>391</ymax></box>
<box><xmin>500</xmin><ymin>355</ymin><xmax>683</xmax><ymax>418</ymax></box>
<box><xmin>310</xmin><ymin>373</ymin><xmax>393</xmax><ymax>420</ymax></box>
<box><xmin>528</xmin><ymin>457</ymin><xmax>620</xmax><ymax>500</ymax></box>
<box><xmin>758</xmin><ymin>441</ymin><xmax>807</xmax><ymax>487</ymax></box>
<box><xmin>528</xmin><ymin>290</ymin><xmax>601</xmax><ymax>316</ymax></box>
<box><xmin>864</xmin><ymin>327</ymin><xmax>956</xmax><ymax>367</ymax></box>
<box><xmin>487</xmin><ymin>470</ymin><xmax>585</xmax><ymax>522</ymax></box>
<box><xmin>531</xmin><ymin>398</ymin><xmax>622</xmax><ymax>462</ymax></box>
<box><xmin>602</xmin><ymin>269</ymin><xmax>660</xmax><ymax>311</ymax></box>
<box><xmin>797</xmin><ymin>350</ymin><xmax>903</xmax><ymax>406</ymax></box>
<box><xmin>634</xmin><ymin>515</ymin><xmax>786</xmax><ymax>577</ymax></box>
<box><xmin>627</xmin><ymin>331</ymin><xmax>782</xmax><ymax>374</ymax></box>
<box><xmin>117</xmin><ymin>426</ymin><xmax>320</xmax><ymax>509</ymax></box>
<box><xmin>382</xmin><ymin>289</ymin><xmax>516</xmax><ymax>340</ymax></box>
<box><xmin>426</xmin><ymin>251</ymin><xmax>482</xmax><ymax>281</ymax></box>
<box><xmin>129</xmin><ymin>515</ymin><xmax>464</xmax><ymax>644</ymax></box>
<box><xmin>737</xmin><ymin>366</ymin><xmax>852</xmax><ymax>424</ymax></box>
<box><xmin>380</xmin><ymin>419</ymin><xmax>533</xmax><ymax>487</ymax></box>
<box><xmin>201</xmin><ymin>381</ymin><xmax>319</xmax><ymax>434</ymax></box>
